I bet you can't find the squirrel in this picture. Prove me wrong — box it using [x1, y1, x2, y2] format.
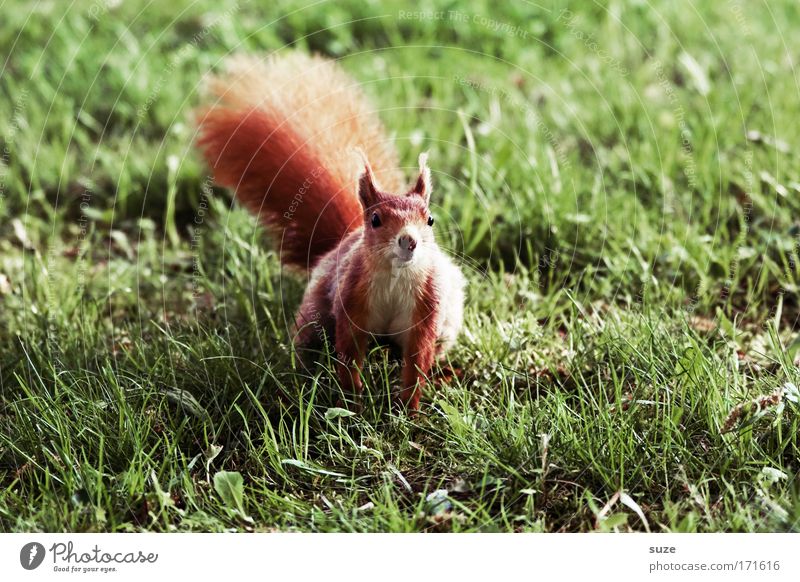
[195, 52, 466, 411]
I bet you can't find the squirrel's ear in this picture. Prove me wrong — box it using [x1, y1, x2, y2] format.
[410, 152, 431, 204]
[357, 154, 380, 209]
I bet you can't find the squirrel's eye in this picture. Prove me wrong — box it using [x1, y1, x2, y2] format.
[427, 216, 434, 227]
[371, 213, 381, 228]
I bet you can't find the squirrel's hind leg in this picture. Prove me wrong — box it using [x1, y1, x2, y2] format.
[292, 281, 335, 362]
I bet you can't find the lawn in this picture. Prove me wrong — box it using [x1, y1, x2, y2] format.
[1, 0, 799, 532]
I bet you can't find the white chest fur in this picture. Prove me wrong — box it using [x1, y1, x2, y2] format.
[365, 261, 427, 339]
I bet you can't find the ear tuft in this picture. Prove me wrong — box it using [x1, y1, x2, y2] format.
[410, 151, 431, 203]
[355, 148, 380, 209]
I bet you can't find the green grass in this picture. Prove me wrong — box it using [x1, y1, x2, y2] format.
[1, 0, 800, 532]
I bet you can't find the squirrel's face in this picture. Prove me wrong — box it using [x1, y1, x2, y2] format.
[365, 197, 434, 266]
[357, 153, 434, 268]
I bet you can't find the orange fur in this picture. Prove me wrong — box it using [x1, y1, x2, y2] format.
[196, 53, 402, 268]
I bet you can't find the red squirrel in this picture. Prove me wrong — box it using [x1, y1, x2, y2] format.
[196, 52, 466, 411]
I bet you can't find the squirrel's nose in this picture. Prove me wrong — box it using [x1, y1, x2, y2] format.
[398, 235, 417, 252]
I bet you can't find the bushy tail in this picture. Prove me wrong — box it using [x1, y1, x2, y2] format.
[196, 52, 403, 269]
